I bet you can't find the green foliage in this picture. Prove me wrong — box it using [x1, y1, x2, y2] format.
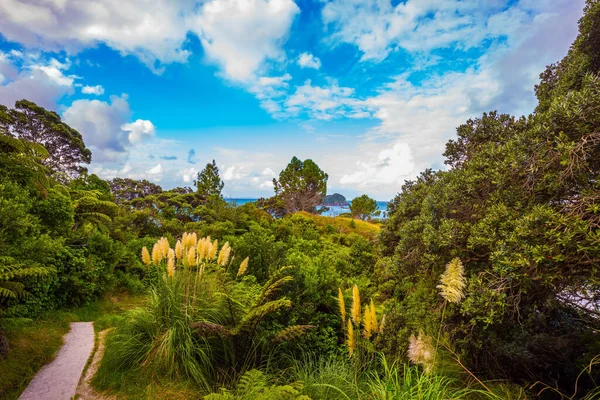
[98, 236, 303, 392]
[349, 195, 380, 221]
[272, 157, 328, 214]
[195, 160, 224, 197]
[0, 100, 91, 180]
[378, 4, 600, 394]
[205, 369, 309, 400]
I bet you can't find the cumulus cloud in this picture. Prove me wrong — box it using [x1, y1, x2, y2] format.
[320, 0, 579, 63]
[0, 0, 299, 78]
[190, 0, 299, 82]
[0, 53, 75, 109]
[297, 52, 321, 69]
[62, 94, 155, 163]
[180, 167, 198, 183]
[81, 84, 104, 95]
[0, 0, 192, 72]
[121, 119, 155, 144]
[340, 143, 415, 187]
[283, 79, 371, 120]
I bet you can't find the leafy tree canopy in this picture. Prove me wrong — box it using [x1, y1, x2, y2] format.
[108, 178, 162, 204]
[195, 160, 224, 197]
[349, 195, 380, 220]
[273, 157, 328, 214]
[0, 100, 91, 180]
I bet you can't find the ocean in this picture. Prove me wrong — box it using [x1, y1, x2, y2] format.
[225, 198, 389, 218]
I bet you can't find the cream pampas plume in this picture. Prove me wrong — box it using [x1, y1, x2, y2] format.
[217, 242, 231, 266]
[437, 258, 466, 303]
[152, 243, 162, 265]
[159, 237, 169, 258]
[141, 247, 151, 266]
[379, 314, 386, 333]
[175, 240, 183, 260]
[408, 332, 435, 373]
[237, 257, 249, 277]
[347, 319, 355, 357]
[338, 288, 346, 326]
[187, 247, 196, 267]
[369, 299, 378, 336]
[351, 285, 361, 325]
[197, 238, 206, 261]
[167, 248, 175, 277]
[363, 304, 373, 339]
[190, 232, 197, 250]
[209, 239, 218, 259]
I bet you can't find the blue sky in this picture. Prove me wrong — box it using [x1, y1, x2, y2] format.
[0, 0, 585, 200]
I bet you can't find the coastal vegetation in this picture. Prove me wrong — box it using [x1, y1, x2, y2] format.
[0, 1, 599, 399]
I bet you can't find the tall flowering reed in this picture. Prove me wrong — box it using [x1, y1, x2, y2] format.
[437, 258, 466, 303]
[338, 285, 383, 357]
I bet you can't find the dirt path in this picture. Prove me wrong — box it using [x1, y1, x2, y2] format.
[76, 329, 115, 400]
[19, 322, 95, 400]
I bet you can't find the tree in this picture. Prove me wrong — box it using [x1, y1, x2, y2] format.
[0, 100, 92, 180]
[378, 2, 600, 392]
[272, 157, 328, 214]
[349, 194, 379, 220]
[108, 178, 163, 204]
[195, 160, 224, 197]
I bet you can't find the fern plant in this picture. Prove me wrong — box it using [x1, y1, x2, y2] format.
[204, 369, 310, 400]
[0, 256, 51, 300]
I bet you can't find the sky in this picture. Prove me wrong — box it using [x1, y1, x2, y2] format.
[0, 0, 586, 200]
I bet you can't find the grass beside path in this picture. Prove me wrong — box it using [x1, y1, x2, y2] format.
[0, 293, 146, 400]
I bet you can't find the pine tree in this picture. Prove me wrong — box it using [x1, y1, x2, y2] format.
[194, 160, 224, 197]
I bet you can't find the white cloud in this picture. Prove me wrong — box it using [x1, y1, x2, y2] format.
[0, 53, 75, 109]
[147, 164, 163, 175]
[180, 167, 198, 183]
[262, 167, 275, 176]
[297, 52, 321, 69]
[121, 119, 155, 144]
[320, 0, 574, 62]
[0, 0, 192, 72]
[62, 95, 156, 164]
[340, 143, 415, 187]
[190, 0, 299, 82]
[0, 0, 299, 77]
[223, 165, 244, 181]
[81, 84, 104, 95]
[283, 79, 371, 120]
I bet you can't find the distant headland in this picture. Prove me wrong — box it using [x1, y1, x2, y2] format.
[322, 193, 348, 206]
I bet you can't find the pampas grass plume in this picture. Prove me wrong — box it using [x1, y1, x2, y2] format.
[167, 248, 175, 277]
[338, 288, 346, 326]
[175, 240, 183, 260]
[209, 239, 218, 259]
[437, 258, 467, 303]
[187, 247, 196, 267]
[347, 319, 355, 357]
[141, 247, 151, 266]
[152, 243, 162, 265]
[408, 332, 435, 373]
[237, 256, 249, 277]
[217, 242, 231, 266]
[352, 284, 361, 325]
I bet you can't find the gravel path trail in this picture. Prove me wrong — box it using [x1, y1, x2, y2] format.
[19, 322, 95, 400]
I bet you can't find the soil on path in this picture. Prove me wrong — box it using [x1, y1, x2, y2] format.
[19, 322, 94, 400]
[76, 329, 115, 400]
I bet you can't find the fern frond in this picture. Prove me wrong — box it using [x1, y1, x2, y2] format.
[235, 299, 292, 333]
[271, 325, 316, 344]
